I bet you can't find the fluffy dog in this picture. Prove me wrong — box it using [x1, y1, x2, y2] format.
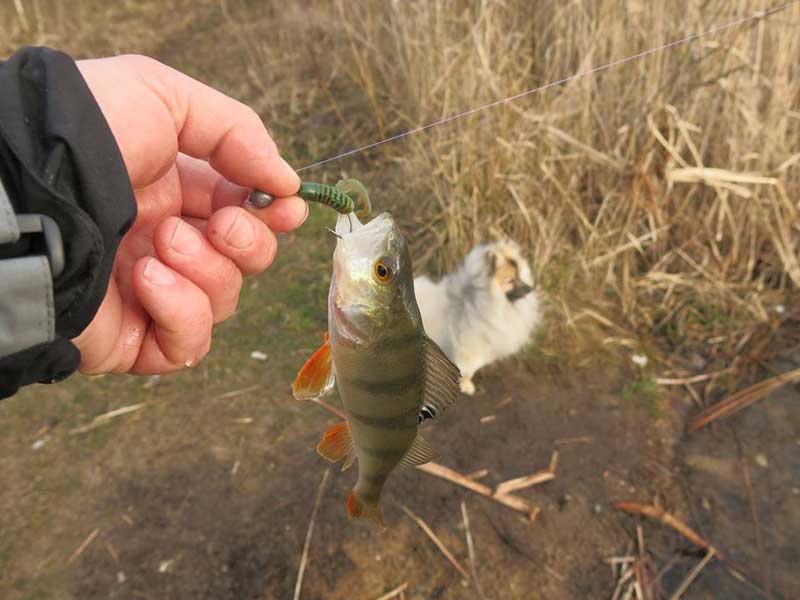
[414, 240, 541, 395]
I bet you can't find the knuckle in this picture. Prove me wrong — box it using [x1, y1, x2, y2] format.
[240, 105, 262, 129]
[213, 266, 242, 322]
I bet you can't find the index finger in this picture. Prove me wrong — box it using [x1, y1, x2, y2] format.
[151, 60, 300, 196]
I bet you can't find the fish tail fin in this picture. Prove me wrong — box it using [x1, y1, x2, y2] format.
[347, 490, 385, 529]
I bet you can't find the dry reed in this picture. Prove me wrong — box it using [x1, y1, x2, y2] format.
[270, 0, 800, 364]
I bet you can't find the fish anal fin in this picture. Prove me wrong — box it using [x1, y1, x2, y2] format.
[316, 421, 354, 464]
[292, 333, 335, 400]
[347, 490, 386, 528]
[420, 335, 461, 423]
[398, 434, 437, 469]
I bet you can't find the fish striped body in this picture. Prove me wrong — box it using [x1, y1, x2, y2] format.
[293, 203, 460, 528]
[330, 299, 424, 512]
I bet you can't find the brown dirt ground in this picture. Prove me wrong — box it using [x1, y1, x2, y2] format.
[4, 339, 799, 599]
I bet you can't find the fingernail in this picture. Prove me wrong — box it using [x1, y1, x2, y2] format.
[225, 212, 255, 249]
[280, 156, 299, 177]
[170, 220, 202, 255]
[143, 258, 175, 286]
[279, 156, 300, 183]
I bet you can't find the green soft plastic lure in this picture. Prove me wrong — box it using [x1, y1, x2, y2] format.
[248, 179, 371, 218]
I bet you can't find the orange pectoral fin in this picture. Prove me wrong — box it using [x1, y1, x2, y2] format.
[316, 421, 353, 463]
[292, 333, 335, 400]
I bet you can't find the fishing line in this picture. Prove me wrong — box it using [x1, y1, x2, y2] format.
[296, 2, 798, 173]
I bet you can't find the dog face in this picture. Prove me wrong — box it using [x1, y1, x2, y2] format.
[486, 242, 534, 302]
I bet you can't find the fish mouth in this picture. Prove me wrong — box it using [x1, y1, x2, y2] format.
[332, 300, 370, 342]
[335, 212, 364, 236]
[335, 211, 394, 237]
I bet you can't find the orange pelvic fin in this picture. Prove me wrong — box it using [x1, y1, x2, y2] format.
[316, 421, 354, 465]
[292, 332, 335, 400]
[347, 490, 386, 528]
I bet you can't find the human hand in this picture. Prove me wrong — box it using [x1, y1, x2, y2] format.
[71, 55, 306, 374]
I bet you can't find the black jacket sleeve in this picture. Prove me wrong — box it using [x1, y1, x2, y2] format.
[0, 47, 137, 399]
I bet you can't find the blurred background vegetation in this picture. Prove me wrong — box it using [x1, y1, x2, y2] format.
[4, 0, 797, 370]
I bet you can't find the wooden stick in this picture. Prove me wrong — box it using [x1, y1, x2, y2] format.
[494, 450, 559, 495]
[654, 368, 731, 386]
[374, 583, 408, 600]
[416, 462, 494, 495]
[461, 502, 487, 600]
[306, 400, 541, 520]
[688, 368, 800, 433]
[611, 563, 635, 600]
[13, 0, 29, 32]
[402, 506, 470, 581]
[548, 450, 560, 474]
[495, 397, 513, 409]
[67, 528, 100, 565]
[479, 415, 497, 424]
[415, 462, 538, 519]
[635, 524, 650, 600]
[465, 469, 489, 481]
[69, 404, 146, 435]
[612, 502, 771, 596]
[668, 548, 716, 600]
[211, 385, 260, 401]
[293, 469, 330, 600]
[495, 471, 555, 495]
[613, 502, 714, 553]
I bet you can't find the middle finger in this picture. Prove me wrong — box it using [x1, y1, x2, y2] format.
[153, 216, 243, 323]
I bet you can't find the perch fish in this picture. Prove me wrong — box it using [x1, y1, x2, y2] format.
[293, 183, 460, 527]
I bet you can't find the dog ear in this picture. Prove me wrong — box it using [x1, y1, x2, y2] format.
[485, 249, 498, 275]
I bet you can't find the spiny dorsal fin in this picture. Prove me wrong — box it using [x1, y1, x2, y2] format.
[417, 404, 439, 424]
[418, 334, 460, 424]
[293, 333, 336, 400]
[398, 434, 438, 469]
[316, 421, 355, 470]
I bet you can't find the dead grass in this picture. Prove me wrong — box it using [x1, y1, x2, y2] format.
[244, 0, 800, 366]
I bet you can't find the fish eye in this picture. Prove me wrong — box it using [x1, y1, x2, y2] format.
[373, 259, 395, 284]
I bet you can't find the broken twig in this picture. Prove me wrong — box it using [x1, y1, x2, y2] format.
[402, 506, 469, 581]
[67, 528, 100, 565]
[465, 469, 489, 481]
[667, 548, 716, 600]
[211, 384, 260, 401]
[613, 502, 714, 553]
[494, 450, 558, 495]
[70, 404, 146, 435]
[293, 469, 330, 600]
[374, 583, 409, 600]
[495, 471, 554, 495]
[461, 502, 487, 600]
[415, 462, 539, 521]
[613, 502, 769, 596]
[688, 368, 800, 433]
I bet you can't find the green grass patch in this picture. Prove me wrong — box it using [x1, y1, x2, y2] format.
[623, 377, 662, 415]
